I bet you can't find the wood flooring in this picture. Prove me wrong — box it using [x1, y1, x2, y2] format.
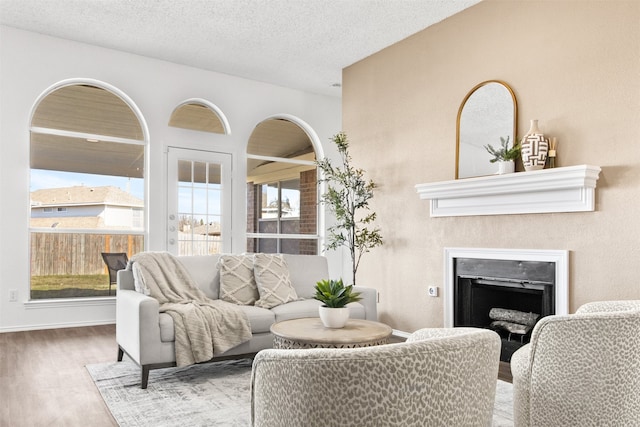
[0, 325, 513, 426]
[0, 325, 118, 427]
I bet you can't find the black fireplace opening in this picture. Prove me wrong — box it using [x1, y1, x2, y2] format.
[453, 258, 555, 362]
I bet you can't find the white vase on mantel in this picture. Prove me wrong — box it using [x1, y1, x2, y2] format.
[521, 119, 550, 171]
[319, 305, 350, 328]
[496, 160, 515, 175]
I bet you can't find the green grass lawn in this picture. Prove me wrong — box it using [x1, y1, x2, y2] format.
[30, 274, 115, 299]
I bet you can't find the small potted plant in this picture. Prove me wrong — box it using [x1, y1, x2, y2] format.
[313, 278, 362, 328]
[483, 136, 520, 174]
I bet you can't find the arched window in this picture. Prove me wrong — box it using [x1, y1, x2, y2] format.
[246, 117, 320, 254]
[30, 81, 146, 299]
[169, 100, 229, 134]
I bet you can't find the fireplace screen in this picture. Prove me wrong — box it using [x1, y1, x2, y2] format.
[453, 258, 555, 362]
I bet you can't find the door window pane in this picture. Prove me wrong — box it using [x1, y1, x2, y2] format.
[176, 159, 224, 256]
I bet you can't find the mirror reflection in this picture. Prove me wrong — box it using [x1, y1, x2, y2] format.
[456, 81, 517, 179]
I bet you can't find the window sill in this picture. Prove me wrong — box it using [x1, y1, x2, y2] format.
[24, 296, 116, 309]
[415, 165, 601, 217]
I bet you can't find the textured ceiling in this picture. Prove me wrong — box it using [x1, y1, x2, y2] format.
[0, 0, 481, 97]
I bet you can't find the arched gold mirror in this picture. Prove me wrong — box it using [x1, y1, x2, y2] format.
[456, 80, 517, 179]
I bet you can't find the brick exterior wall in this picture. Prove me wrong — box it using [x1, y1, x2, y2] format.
[246, 181, 257, 253]
[298, 169, 318, 255]
[245, 169, 317, 255]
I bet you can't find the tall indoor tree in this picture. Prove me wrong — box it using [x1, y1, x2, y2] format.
[316, 132, 383, 286]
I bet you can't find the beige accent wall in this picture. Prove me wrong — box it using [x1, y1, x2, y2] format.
[342, 0, 640, 332]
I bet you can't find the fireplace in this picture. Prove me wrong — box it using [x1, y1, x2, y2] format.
[444, 248, 568, 362]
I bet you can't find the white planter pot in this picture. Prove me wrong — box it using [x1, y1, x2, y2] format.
[318, 306, 350, 328]
[496, 160, 515, 175]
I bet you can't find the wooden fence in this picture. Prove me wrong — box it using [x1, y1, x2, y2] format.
[30, 232, 144, 276]
[177, 232, 222, 256]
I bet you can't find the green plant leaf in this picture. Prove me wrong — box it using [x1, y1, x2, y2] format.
[316, 132, 384, 287]
[313, 278, 362, 308]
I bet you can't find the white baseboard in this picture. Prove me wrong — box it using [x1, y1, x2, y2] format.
[0, 319, 115, 333]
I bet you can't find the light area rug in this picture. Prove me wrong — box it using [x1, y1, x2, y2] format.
[87, 358, 514, 426]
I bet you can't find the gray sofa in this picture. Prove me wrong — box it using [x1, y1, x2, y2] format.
[116, 253, 378, 388]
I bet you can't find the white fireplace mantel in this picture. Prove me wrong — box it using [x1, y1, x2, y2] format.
[415, 165, 601, 217]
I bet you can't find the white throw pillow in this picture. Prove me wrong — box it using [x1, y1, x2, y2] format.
[218, 254, 259, 305]
[131, 263, 150, 295]
[253, 254, 299, 309]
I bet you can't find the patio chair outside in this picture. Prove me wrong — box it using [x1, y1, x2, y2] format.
[101, 252, 128, 295]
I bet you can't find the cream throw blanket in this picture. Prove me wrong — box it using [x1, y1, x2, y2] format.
[128, 252, 252, 367]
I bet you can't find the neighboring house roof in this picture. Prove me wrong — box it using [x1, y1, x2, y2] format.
[191, 222, 221, 236]
[30, 185, 143, 208]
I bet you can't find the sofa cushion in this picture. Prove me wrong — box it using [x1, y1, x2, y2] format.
[283, 254, 330, 299]
[270, 299, 323, 322]
[238, 305, 276, 334]
[254, 254, 299, 309]
[176, 255, 221, 299]
[158, 312, 174, 342]
[158, 305, 275, 341]
[271, 299, 367, 323]
[218, 254, 259, 305]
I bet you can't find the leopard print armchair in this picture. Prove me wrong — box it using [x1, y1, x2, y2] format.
[250, 327, 501, 427]
[511, 300, 640, 427]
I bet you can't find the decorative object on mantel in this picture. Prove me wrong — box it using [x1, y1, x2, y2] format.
[483, 135, 520, 175]
[313, 278, 362, 328]
[456, 80, 517, 179]
[415, 164, 601, 217]
[316, 132, 383, 287]
[520, 119, 549, 171]
[547, 137, 558, 168]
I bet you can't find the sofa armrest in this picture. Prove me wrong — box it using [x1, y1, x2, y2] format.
[352, 285, 377, 321]
[510, 343, 532, 427]
[116, 289, 166, 365]
[117, 268, 136, 291]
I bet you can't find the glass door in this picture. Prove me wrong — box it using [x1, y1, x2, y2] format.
[167, 147, 232, 255]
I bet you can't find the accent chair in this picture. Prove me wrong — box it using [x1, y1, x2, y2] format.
[511, 300, 640, 427]
[250, 327, 501, 427]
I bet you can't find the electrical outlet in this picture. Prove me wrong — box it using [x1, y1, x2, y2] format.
[9, 289, 18, 302]
[428, 286, 439, 297]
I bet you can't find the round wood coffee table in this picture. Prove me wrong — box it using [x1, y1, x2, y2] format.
[270, 317, 393, 349]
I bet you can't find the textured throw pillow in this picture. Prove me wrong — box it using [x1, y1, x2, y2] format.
[218, 254, 259, 305]
[253, 253, 299, 309]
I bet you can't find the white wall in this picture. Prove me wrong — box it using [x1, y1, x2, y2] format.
[103, 206, 142, 229]
[0, 26, 342, 331]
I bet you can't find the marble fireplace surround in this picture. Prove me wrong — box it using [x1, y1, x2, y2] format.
[444, 247, 569, 328]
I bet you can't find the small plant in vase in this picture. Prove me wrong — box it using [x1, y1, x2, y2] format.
[483, 136, 520, 174]
[313, 279, 361, 328]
